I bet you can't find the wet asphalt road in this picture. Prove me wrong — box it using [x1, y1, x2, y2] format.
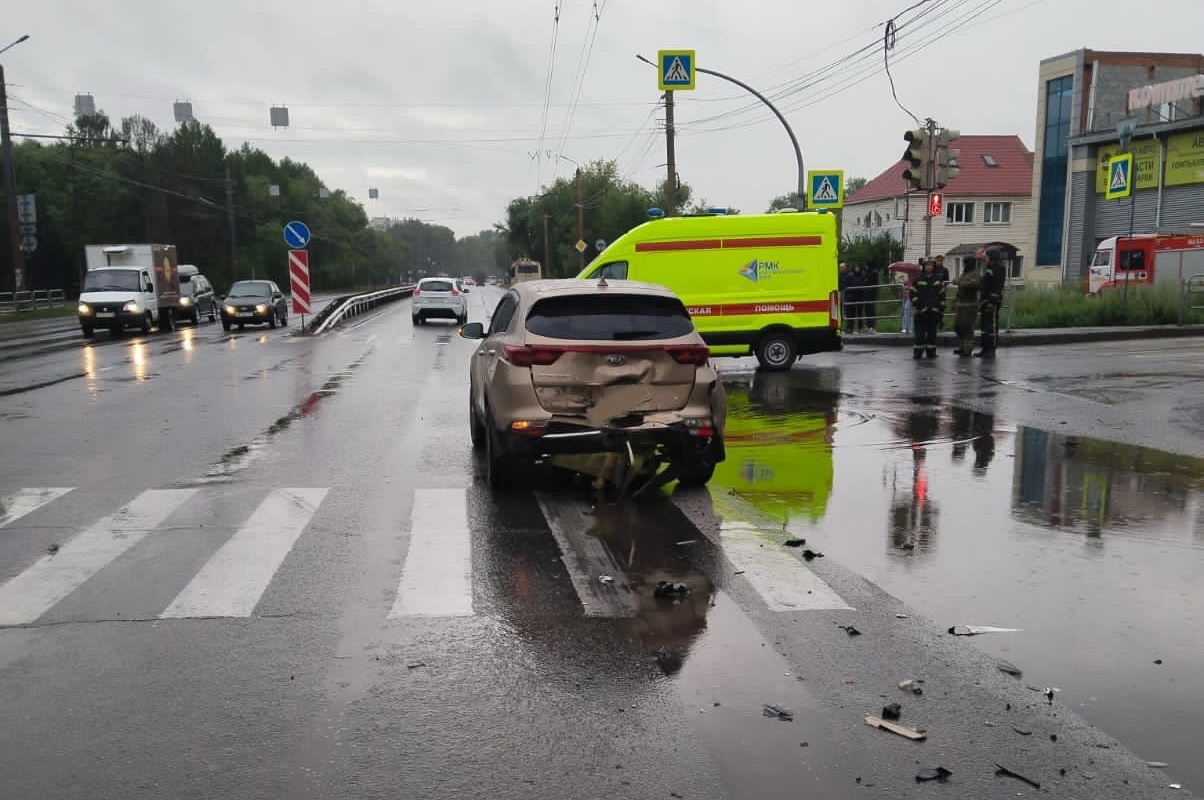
[0, 287, 1200, 798]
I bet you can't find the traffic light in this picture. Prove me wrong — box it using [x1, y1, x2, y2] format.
[902, 128, 929, 191]
[935, 128, 961, 188]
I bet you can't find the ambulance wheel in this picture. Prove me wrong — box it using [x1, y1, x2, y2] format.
[754, 331, 797, 371]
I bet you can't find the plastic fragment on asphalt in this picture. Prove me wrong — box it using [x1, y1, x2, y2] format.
[895, 613, 908, 619]
[653, 581, 689, 598]
[598, 575, 614, 584]
[881, 702, 902, 720]
[1170, 783, 1182, 789]
[997, 659, 1023, 676]
[865, 715, 926, 741]
[948, 624, 1023, 636]
[1012, 725, 1032, 736]
[763, 704, 794, 721]
[898, 679, 924, 695]
[783, 538, 806, 547]
[1147, 761, 1169, 768]
[837, 624, 862, 636]
[802, 549, 823, 561]
[994, 764, 1041, 789]
[915, 766, 952, 783]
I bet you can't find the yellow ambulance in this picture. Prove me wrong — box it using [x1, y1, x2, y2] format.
[577, 210, 841, 370]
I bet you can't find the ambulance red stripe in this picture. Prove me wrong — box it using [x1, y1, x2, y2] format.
[684, 299, 829, 316]
[634, 235, 823, 253]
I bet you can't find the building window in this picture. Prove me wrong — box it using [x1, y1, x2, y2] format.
[984, 202, 1012, 223]
[1037, 74, 1073, 265]
[946, 202, 974, 224]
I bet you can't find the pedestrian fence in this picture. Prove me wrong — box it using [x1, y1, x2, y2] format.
[840, 281, 1016, 334]
[0, 289, 68, 313]
[307, 284, 417, 335]
[1181, 274, 1204, 325]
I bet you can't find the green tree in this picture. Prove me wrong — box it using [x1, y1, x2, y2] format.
[839, 231, 903, 272]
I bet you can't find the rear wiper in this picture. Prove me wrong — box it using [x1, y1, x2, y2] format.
[612, 330, 662, 340]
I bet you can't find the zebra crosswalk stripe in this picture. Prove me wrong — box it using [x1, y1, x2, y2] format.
[160, 488, 329, 619]
[0, 488, 74, 529]
[389, 488, 473, 617]
[0, 489, 198, 626]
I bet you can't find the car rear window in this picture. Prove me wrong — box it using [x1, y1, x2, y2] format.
[525, 294, 694, 341]
[422, 280, 454, 292]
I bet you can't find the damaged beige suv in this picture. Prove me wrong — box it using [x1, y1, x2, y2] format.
[459, 278, 726, 492]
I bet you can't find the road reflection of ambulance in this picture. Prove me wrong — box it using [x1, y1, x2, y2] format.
[578, 210, 841, 371]
[712, 373, 835, 524]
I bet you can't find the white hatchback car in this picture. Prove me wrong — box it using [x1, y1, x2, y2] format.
[412, 277, 468, 325]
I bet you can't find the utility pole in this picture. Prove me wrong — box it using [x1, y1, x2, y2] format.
[542, 212, 550, 277]
[923, 117, 938, 258]
[576, 167, 585, 273]
[225, 167, 240, 279]
[0, 64, 26, 293]
[664, 90, 676, 216]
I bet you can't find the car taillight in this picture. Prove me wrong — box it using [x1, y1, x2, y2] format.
[666, 345, 710, 365]
[413, 288, 421, 296]
[451, 288, 461, 296]
[503, 345, 563, 366]
[683, 418, 715, 437]
[829, 290, 840, 329]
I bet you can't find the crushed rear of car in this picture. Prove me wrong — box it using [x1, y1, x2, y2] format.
[461, 278, 726, 493]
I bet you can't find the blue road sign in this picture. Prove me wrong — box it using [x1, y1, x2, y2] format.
[283, 220, 312, 248]
[807, 170, 845, 209]
[658, 50, 696, 91]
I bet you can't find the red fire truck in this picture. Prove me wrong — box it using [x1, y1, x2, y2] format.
[1087, 233, 1204, 294]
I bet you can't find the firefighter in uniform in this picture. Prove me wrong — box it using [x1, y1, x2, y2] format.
[909, 258, 945, 359]
[953, 255, 981, 356]
[976, 247, 1005, 358]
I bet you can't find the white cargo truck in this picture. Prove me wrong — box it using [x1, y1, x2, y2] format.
[77, 244, 182, 337]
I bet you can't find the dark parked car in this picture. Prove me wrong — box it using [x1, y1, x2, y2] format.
[221, 280, 289, 331]
[178, 265, 218, 324]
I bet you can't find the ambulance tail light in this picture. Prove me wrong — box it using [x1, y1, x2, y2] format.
[829, 290, 840, 329]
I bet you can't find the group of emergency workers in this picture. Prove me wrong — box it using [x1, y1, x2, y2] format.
[908, 247, 1005, 359]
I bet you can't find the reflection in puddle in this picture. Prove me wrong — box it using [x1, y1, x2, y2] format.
[131, 342, 148, 381]
[715, 372, 837, 525]
[181, 327, 195, 361]
[584, 501, 716, 676]
[1012, 428, 1204, 537]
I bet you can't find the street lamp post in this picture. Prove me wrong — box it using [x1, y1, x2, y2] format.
[557, 155, 585, 275]
[1, 34, 30, 293]
[637, 54, 805, 209]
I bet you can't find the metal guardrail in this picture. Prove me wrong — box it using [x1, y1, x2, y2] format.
[841, 280, 1016, 333]
[0, 289, 68, 313]
[308, 285, 416, 335]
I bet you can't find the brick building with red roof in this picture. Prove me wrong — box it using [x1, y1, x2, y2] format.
[842, 135, 1035, 280]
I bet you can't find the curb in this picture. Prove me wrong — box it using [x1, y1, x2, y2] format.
[844, 324, 1204, 348]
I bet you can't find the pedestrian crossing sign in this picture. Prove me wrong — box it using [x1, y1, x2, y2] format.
[807, 170, 845, 209]
[658, 50, 696, 91]
[1106, 153, 1133, 200]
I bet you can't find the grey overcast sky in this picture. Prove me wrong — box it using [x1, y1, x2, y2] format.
[5, 0, 1202, 238]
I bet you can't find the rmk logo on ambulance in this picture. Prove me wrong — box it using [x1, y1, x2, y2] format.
[739, 258, 804, 282]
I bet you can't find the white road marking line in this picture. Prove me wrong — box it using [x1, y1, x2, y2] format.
[389, 488, 473, 617]
[679, 492, 853, 612]
[160, 488, 328, 619]
[0, 489, 198, 626]
[536, 495, 638, 618]
[0, 488, 74, 529]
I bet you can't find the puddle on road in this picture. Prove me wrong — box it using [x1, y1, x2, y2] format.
[200, 351, 374, 482]
[707, 369, 1204, 788]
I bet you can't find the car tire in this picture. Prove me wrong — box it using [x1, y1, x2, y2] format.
[754, 330, 797, 371]
[469, 397, 485, 450]
[484, 410, 516, 489]
[192, 310, 200, 325]
[208, 305, 217, 322]
[412, 314, 422, 326]
[140, 313, 152, 334]
[222, 320, 231, 331]
[269, 310, 278, 329]
[81, 326, 94, 339]
[281, 310, 288, 326]
[238, 324, 245, 331]
[676, 461, 716, 488]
